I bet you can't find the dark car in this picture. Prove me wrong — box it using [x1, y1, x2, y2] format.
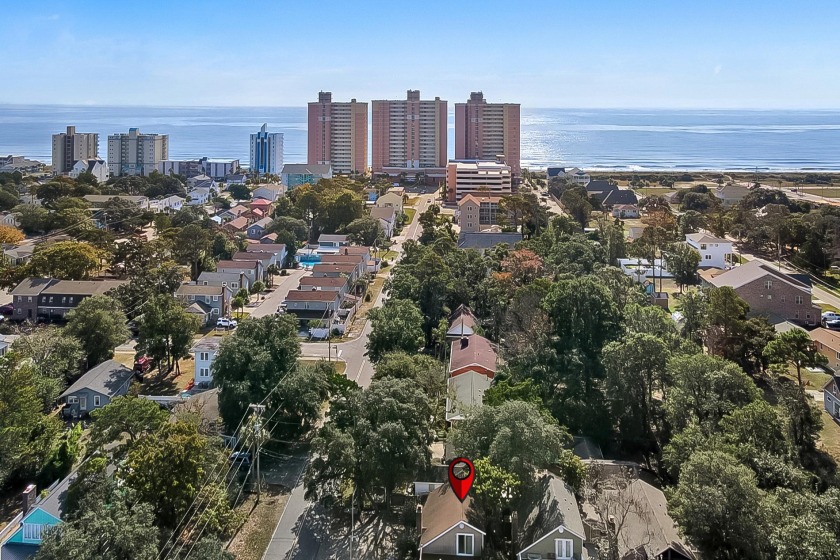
[824, 318, 840, 330]
[0, 303, 13, 315]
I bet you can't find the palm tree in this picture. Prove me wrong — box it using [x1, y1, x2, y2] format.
[266, 264, 280, 287]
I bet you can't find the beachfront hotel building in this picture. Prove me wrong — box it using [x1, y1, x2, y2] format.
[107, 128, 169, 177]
[455, 92, 521, 176]
[51, 126, 99, 175]
[371, 90, 447, 182]
[250, 123, 284, 175]
[445, 158, 513, 203]
[307, 92, 367, 175]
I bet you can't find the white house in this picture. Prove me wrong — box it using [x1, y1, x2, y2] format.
[685, 232, 733, 269]
[187, 174, 217, 190]
[370, 206, 397, 238]
[375, 190, 404, 216]
[186, 187, 212, 206]
[252, 184, 284, 202]
[0, 212, 20, 228]
[191, 336, 222, 387]
[150, 195, 185, 214]
[69, 159, 109, 183]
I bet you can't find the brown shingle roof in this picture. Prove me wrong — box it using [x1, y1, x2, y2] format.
[311, 263, 357, 274]
[449, 334, 497, 375]
[176, 284, 228, 296]
[419, 484, 480, 547]
[319, 255, 364, 265]
[42, 279, 126, 296]
[285, 290, 340, 302]
[810, 327, 840, 352]
[225, 216, 249, 230]
[216, 260, 258, 270]
[299, 276, 349, 288]
[232, 252, 270, 263]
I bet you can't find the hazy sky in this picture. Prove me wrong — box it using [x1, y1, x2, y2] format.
[3, 0, 840, 108]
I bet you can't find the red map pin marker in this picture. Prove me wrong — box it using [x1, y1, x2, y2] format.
[448, 457, 475, 502]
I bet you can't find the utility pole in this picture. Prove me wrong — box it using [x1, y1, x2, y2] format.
[247, 404, 267, 502]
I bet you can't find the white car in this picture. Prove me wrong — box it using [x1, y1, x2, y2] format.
[216, 317, 238, 329]
[822, 311, 840, 322]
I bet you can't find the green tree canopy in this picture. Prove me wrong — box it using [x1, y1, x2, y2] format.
[764, 328, 827, 387]
[366, 299, 425, 361]
[137, 294, 199, 374]
[65, 295, 130, 366]
[28, 241, 102, 280]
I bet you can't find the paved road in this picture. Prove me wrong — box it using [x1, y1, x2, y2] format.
[739, 181, 840, 208]
[260, 192, 435, 560]
[251, 269, 309, 318]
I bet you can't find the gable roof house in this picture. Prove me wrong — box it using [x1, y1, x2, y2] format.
[418, 484, 485, 559]
[446, 334, 497, 423]
[252, 184, 284, 202]
[186, 186, 212, 206]
[249, 197, 273, 212]
[714, 183, 751, 207]
[516, 474, 590, 560]
[298, 276, 350, 294]
[824, 371, 840, 421]
[231, 252, 269, 280]
[0, 473, 75, 558]
[585, 180, 618, 204]
[197, 271, 249, 292]
[216, 260, 260, 283]
[176, 284, 232, 325]
[447, 305, 478, 339]
[318, 234, 350, 249]
[601, 188, 639, 209]
[282, 289, 343, 322]
[222, 216, 249, 233]
[685, 232, 733, 269]
[311, 263, 360, 282]
[247, 217, 273, 240]
[191, 336, 222, 388]
[457, 232, 522, 253]
[69, 158, 108, 183]
[246, 243, 288, 268]
[218, 204, 250, 222]
[701, 259, 821, 326]
[60, 360, 135, 419]
[370, 205, 397, 238]
[582, 471, 695, 560]
[808, 329, 840, 423]
[281, 163, 333, 189]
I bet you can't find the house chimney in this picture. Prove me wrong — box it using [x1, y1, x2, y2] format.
[416, 504, 424, 531]
[21, 484, 36, 515]
[460, 336, 469, 349]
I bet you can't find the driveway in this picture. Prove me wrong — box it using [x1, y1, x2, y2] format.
[251, 269, 309, 318]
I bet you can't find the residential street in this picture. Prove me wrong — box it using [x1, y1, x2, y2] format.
[251, 268, 309, 318]
[261, 191, 434, 560]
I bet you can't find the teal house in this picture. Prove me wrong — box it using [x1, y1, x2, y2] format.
[0, 474, 74, 559]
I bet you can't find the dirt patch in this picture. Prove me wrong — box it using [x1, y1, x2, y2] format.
[225, 485, 290, 560]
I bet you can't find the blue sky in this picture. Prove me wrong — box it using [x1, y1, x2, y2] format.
[3, 0, 839, 108]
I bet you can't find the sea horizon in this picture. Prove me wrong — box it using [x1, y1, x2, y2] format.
[3, 104, 840, 173]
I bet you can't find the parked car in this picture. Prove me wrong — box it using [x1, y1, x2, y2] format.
[216, 317, 238, 329]
[822, 311, 840, 322]
[824, 317, 840, 330]
[0, 303, 13, 315]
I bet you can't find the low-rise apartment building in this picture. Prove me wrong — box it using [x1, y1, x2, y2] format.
[445, 159, 512, 203]
[10, 278, 126, 321]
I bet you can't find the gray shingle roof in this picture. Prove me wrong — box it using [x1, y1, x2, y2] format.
[282, 164, 331, 175]
[10, 277, 56, 296]
[60, 359, 134, 399]
[457, 232, 522, 250]
[519, 474, 586, 550]
[601, 189, 638, 207]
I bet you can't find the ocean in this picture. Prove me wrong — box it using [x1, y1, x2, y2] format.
[2, 105, 840, 172]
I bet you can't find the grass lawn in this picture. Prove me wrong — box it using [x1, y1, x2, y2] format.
[405, 196, 420, 206]
[379, 250, 399, 262]
[299, 358, 347, 375]
[403, 207, 416, 224]
[818, 410, 840, 462]
[225, 486, 290, 560]
[797, 187, 840, 198]
[633, 187, 677, 196]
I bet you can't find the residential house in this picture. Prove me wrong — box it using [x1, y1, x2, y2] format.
[714, 183, 751, 207]
[231, 252, 269, 280]
[197, 271, 250, 292]
[824, 373, 840, 420]
[225, 173, 248, 185]
[249, 198, 273, 214]
[150, 195, 185, 214]
[369, 206, 397, 238]
[458, 194, 504, 233]
[186, 174, 217, 191]
[3, 244, 34, 266]
[298, 276, 350, 295]
[457, 232, 522, 253]
[218, 204, 250, 222]
[611, 204, 640, 219]
[810, 328, 840, 372]
[68, 158, 108, 183]
[186, 187, 212, 206]
[223, 216, 249, 233]
[319, 254, 366, 281]
[375, 190, 404, 215]
[548, 167, 590, 187]
[60, 360, 135, 418]
[311, 263, 359, 283]
[0, 475, 73, 558]
[82, 194, 150, 210]
[417, 484, 485, 559]
[191, 336, 222, 387]
[600, 188, 638, 209]
[584, 181, 618, 204]
[11, 278, 125, 322]
[685, 232, 733, 269]
[247, 217, 273, 240]
[281, 163, 333, 189]
[516, 474, 589, 560]
[0, 212, 20, 228]
[246, 243, 287, 268]
[446, 334, 497, 422]
[447, 305, 478, 339]
[216, 260, 260, 285]
[318, 234, 350, 249]
[259, 233, 278, 243]
[176, 284, 232, 324]
[0, 334, 18, 358]
[701, 259, 822, 325]
[283, 290, 342, 322]
[581, 467, 695, 560]
[252, 184, 284, 202]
